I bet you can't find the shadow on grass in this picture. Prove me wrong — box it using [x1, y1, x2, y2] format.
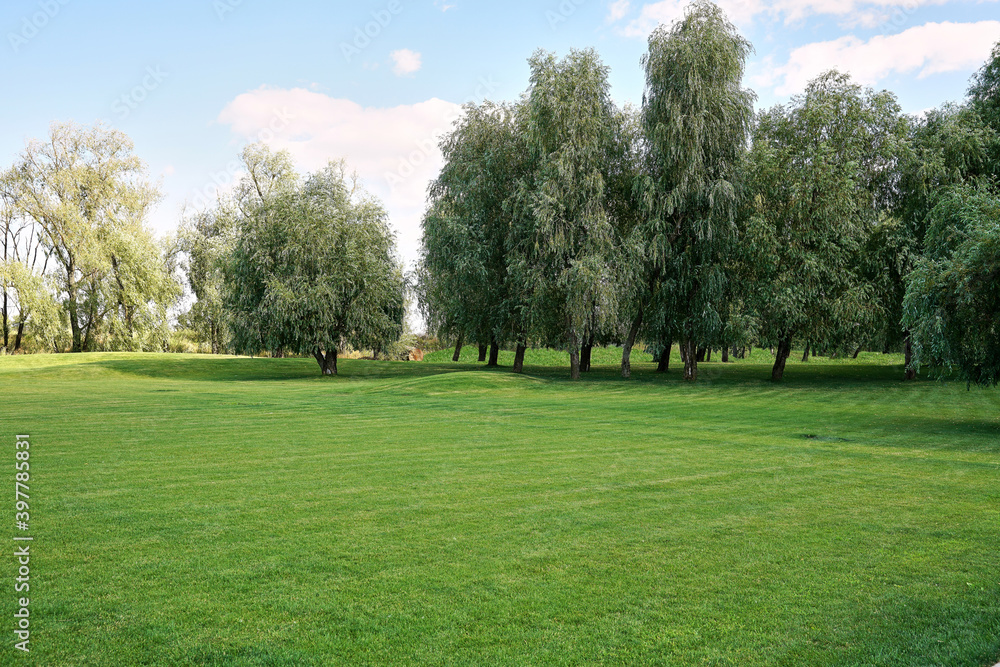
[80, 353, 966, 394]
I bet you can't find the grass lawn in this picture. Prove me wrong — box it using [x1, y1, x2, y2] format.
[2, 351, 999, 665]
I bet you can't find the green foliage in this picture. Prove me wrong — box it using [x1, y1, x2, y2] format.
[521, 48, 621, 376]
[420, 103, 529, 351]
[638, 0, 756, 379]
[870, 105, 999, 356]
[4, 122, 177, 352]
[178, 209, 234, 354]
[745, 71, 909, 377]
[224, 157, 405, 374]
[904, 184, 1000, 385]
[968, 40, 1000, 146]
[0, 260, 68, 352]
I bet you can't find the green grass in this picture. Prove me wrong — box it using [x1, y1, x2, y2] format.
[2, 352, 999, 665]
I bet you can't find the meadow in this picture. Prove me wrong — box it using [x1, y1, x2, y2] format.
[2, 350, 998, 666]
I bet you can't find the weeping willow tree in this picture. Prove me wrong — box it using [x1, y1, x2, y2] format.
[421, 102, 529, 368]
[637, 0, 755, 381]
[224, 158, 405, 375]
[903, 184, 1000, 386]
[521, 48, 621, 380]
[746, 72, 909, 380]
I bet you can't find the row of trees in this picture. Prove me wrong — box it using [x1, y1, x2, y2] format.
[418, 0, 1000, 385]
[0, 126, 408, 375]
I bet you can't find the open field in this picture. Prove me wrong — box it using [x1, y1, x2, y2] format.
[2, 352, 999, 665]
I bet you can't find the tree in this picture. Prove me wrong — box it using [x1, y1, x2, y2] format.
[224, 159, 405, 375]
[177, 209, 232, 354]
[969, 40, 1000, 147]
[637, 0, 756, 381]
[5, 122, 176, 352]
[745, 72, 908, 380]
[903, 184, 1000, 386]
[0, 260, 66, 352]
[880, 105, 996, 378]
[521, 48, 621, 380]
[421, 102, 530, 368]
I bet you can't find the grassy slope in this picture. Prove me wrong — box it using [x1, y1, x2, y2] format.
[2, 352, 998, 666]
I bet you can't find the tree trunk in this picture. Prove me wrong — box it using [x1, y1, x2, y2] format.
[2, 290, 8, 350]
[567, 318, 582, 381]
[569, 344, 581, 381]
[513, 343, 527, 374]
[705, 348, 712, 363]
[487, 340, 500, 367]
[657, 342, 672, 373]
[14, 320, 26, 352]
[852, 346, 862, 359]
[904, 333, 916, 381]
[67, 277, 82, 353]
[682, 339, 698, 381]
[772, 337, 793, 381]
[696, 347, 707, 363]
[477, 344, 488, 363]
[313, 349, 338, 376]
[722, 347, 729, 363]
[621, 308, 644, 379]
[580, 335, 594, 373]
[452, 332, 464, 362]
[802, 344, 810, 363]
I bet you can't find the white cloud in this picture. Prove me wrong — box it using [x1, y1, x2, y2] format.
[756, 20, 1000, 95]
[606, 0, 632, 23]
[435, 0, 456, 11]
[615, 0, 997, 37]
[390, 49, 423, 77]
[217, 87, 463, 268]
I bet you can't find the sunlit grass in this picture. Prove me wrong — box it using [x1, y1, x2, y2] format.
[2, 352, 998, 665]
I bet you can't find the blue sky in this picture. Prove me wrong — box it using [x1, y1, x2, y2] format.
[2, 0, 999, 269]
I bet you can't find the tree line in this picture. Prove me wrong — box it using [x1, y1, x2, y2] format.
[417, 0, 1000, 385]
[0, 131, 407, 375]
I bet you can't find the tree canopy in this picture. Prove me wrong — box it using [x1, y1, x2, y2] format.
[224, 154, 405, 375]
